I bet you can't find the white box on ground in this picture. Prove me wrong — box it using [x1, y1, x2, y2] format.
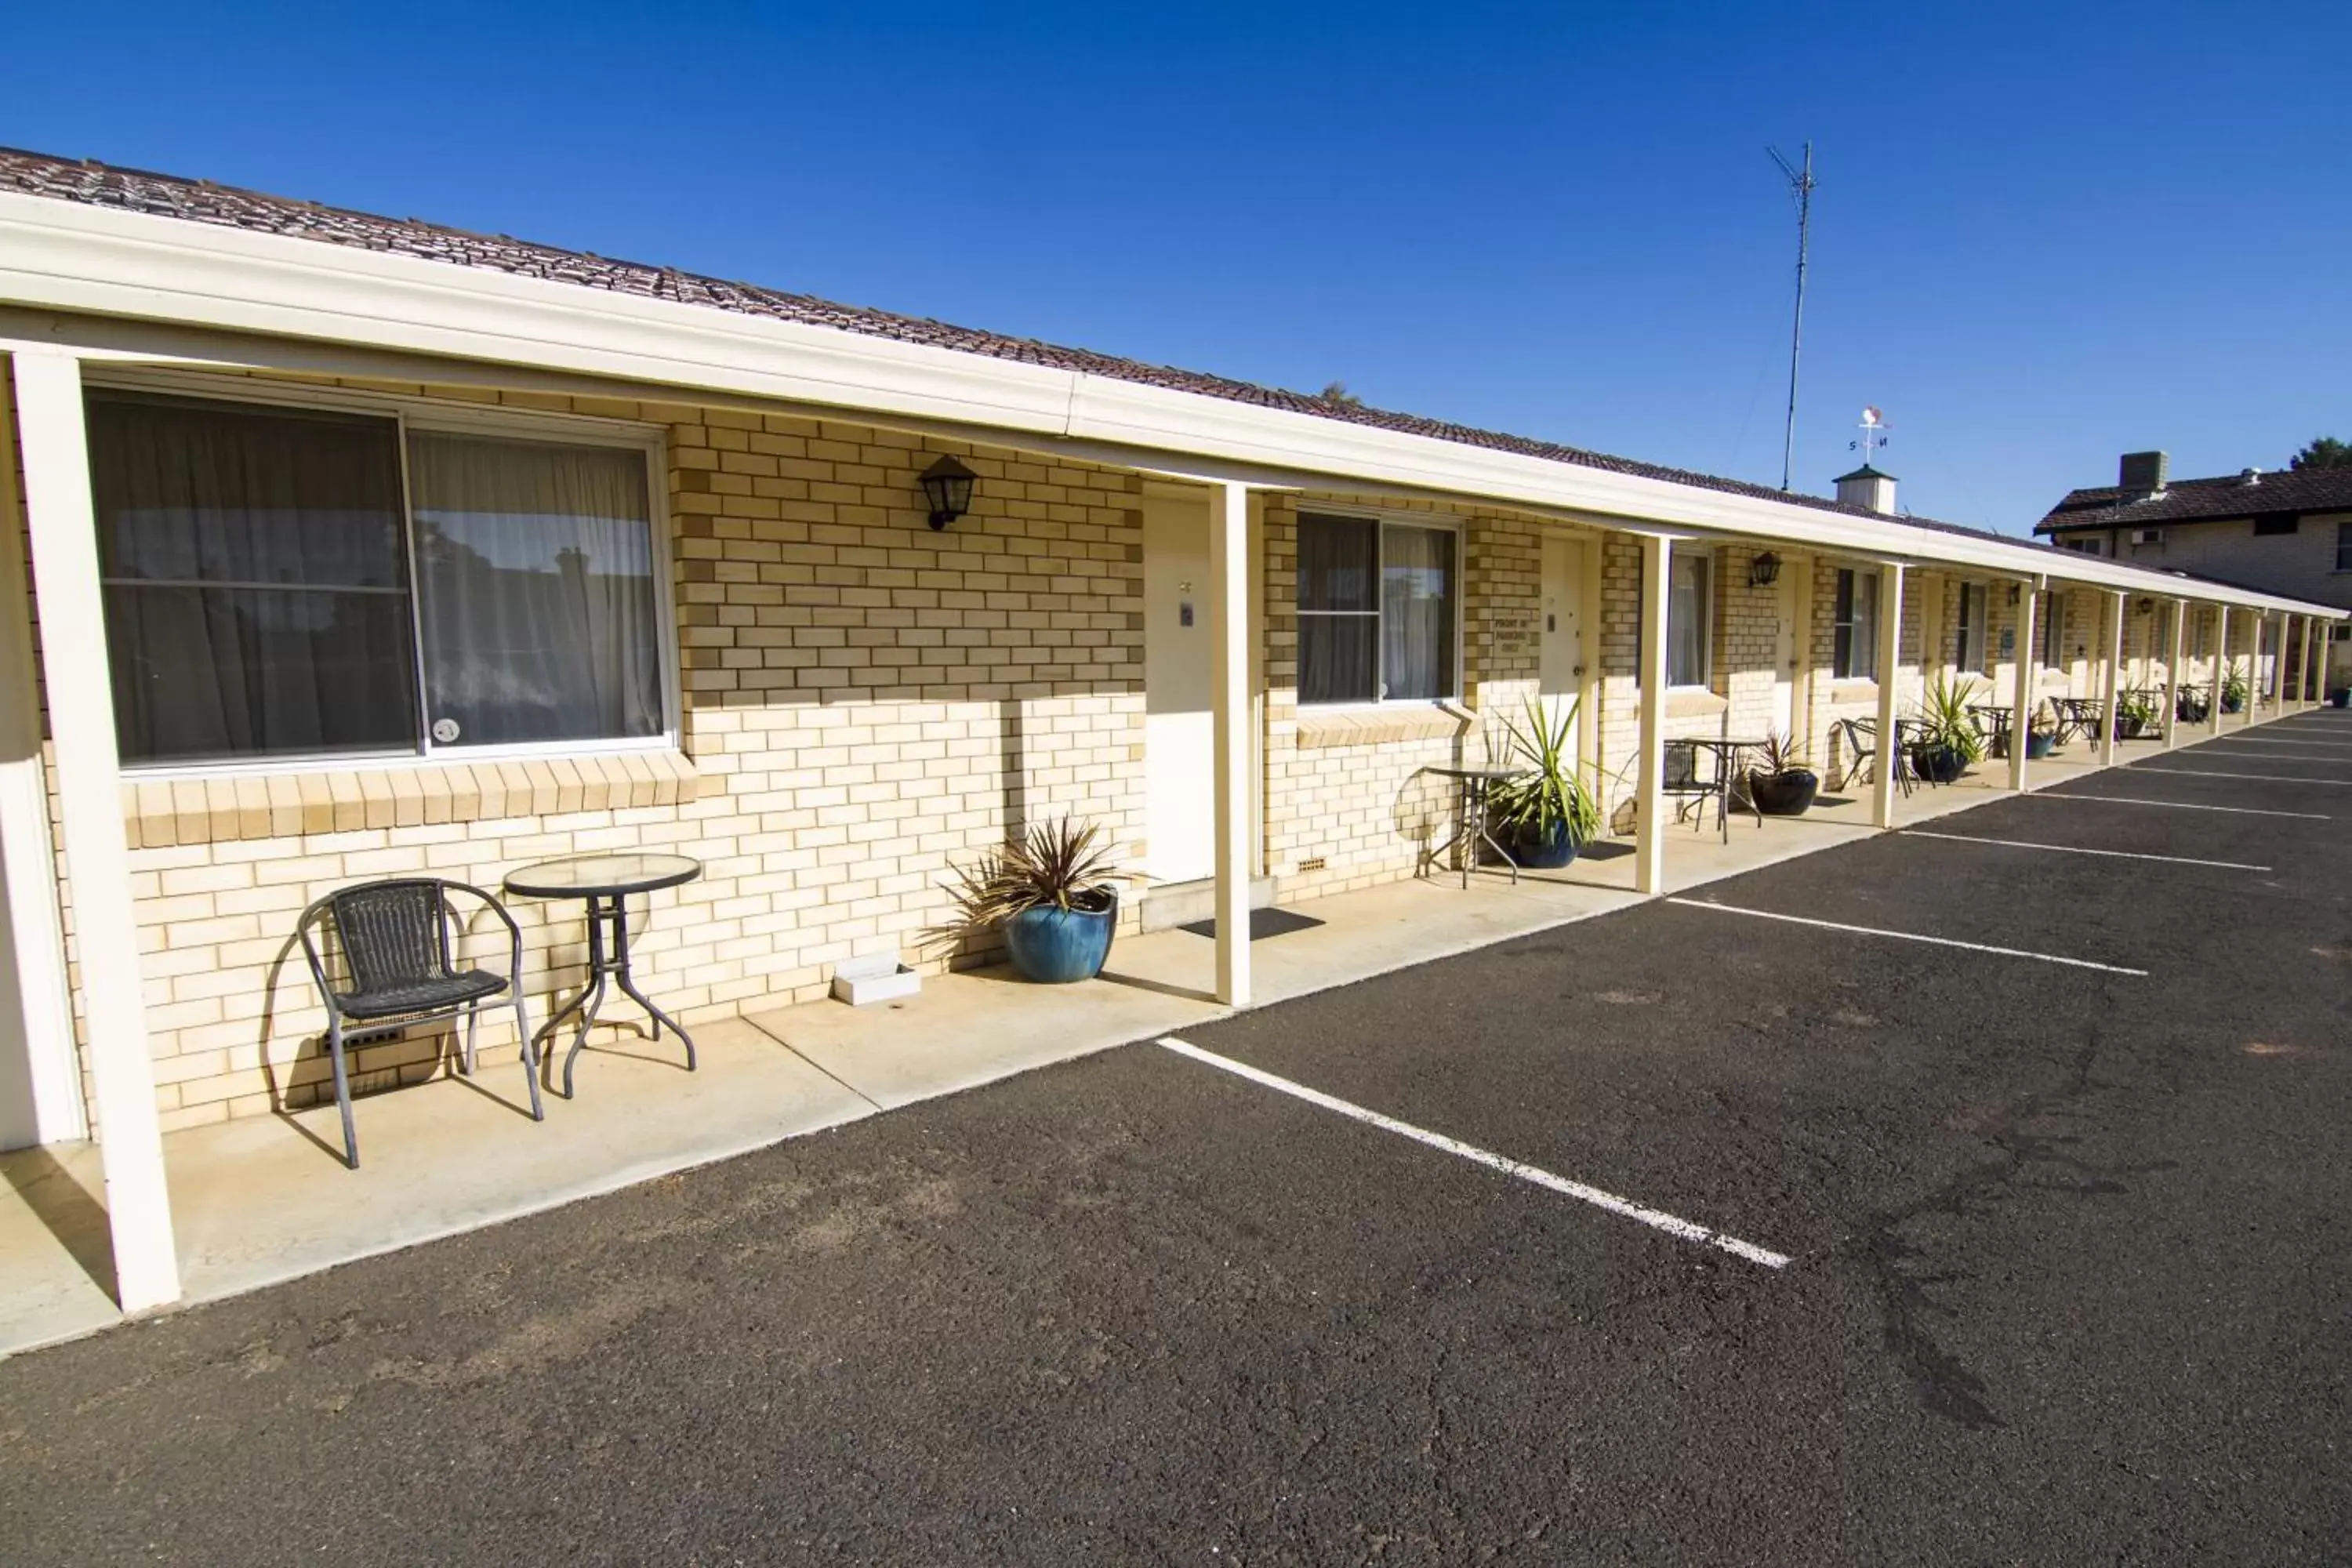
[831, 954, 920, 1007]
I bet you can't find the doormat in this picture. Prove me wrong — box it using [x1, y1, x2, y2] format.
[1178, 907, 1327, 942]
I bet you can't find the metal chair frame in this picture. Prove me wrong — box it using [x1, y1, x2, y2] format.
[296, 878, 543, 1169]
[1830, 716, 1914, 797]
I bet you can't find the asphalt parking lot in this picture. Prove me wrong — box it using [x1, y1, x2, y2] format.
[4, 718, 2349, 1566]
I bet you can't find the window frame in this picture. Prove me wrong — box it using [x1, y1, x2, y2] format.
[1955, 581, 1988, 673]
[84, 370, 681, 779]
[2335, 520, 2352, 573]
[2042, 590, 2067, 670]
[1293, 507, 1464, 708]
[1831, 567, 1879, 681]
[1665, 548, 1714, 691]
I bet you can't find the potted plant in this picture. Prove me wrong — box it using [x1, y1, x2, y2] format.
[1908, 673, 1987, 784]
[1486, 697, 1602, 868]
[2024, 702, 2058, 759]
[2220, 661, 2249, 713]
[929, 814, 1128, 983]
[2114, 689, 2158, 740]
[1742, 728, 1820, 816]
[2332, 688, 2350, 710]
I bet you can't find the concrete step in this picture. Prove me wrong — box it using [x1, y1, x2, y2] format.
[1138, 876, 1276, 933]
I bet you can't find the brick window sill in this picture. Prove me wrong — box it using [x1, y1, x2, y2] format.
[1665, 689, 1730, 720]
[1294, 706, 1471, 750]
[1826, 678, 1879, 703]
[120, 751, 702, 848]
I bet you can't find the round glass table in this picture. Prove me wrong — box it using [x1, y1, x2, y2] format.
[503, 852, 703, 1098]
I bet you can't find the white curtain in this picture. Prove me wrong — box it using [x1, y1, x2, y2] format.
[1668, 553, 1710, 687]
[1381, 524, 1455, 700]
[408, 433, 662, 746]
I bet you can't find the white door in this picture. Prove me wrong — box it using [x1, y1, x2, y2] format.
[1769, 571, 1798, 735]
[1142, 493, 1215, 884]
[1538, 535, 1584, 753]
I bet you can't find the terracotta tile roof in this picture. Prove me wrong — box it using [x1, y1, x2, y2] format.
[0, 145, 2201, 570]
[2039, 466, 2352, 534]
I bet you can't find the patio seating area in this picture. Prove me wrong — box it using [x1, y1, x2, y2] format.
[0, 720, 2198, 1359]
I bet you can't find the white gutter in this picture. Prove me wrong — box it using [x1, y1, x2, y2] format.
[0, 191, 2337, 621]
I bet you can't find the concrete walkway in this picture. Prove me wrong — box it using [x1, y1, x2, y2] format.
[0, 713, 2292, 1356]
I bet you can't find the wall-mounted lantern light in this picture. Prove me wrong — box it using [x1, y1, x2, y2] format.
[920, 456, 977, 531]
[1748, 551, 1781, 588]
[2006, 583, 2022, 605]
[2136, 597, 2155, 615]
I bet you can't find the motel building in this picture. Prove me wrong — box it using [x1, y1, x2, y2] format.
[0, 148, 2340, 1348]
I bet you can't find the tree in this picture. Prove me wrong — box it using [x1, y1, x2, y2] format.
[2288, 436, 2352, 470]
[1319, 381, 1365, 409]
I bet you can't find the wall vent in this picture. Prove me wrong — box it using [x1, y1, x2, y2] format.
[1297, 856, 1327, 873]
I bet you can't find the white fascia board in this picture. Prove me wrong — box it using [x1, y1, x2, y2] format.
[1, 191, 2339, 622]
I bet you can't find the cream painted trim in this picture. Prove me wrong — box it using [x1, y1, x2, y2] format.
[1, 193, 2339, 623]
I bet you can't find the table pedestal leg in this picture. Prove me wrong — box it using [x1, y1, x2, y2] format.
[543, 895, 698, 1097]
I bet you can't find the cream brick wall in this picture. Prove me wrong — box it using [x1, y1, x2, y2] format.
[1262, 494, 1544, 898]
[11, 372, 1147, 1131]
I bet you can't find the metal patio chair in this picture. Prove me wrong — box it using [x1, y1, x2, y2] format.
[296, 878, 543, 1169]
[1662, 739, 1729, 839]
[1829, 717, 1912, 797]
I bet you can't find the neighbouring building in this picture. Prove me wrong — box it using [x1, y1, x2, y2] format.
[2038, 451, 2352, 690]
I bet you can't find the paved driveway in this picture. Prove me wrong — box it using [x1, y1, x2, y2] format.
[5, 720, 2350, 1565]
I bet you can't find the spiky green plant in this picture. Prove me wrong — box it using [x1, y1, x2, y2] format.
[2221, 660, 2249, 712]
[1911, 673, 1987, 765]
[1486, 696, 1602, 845]
[1745, 727, 1813, 782]
[926, 813, 1126, 951]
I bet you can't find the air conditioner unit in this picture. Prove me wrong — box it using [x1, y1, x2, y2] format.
[2130, 528, 2165, 546]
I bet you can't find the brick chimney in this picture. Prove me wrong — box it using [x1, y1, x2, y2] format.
[2119, 450, 2169, 499]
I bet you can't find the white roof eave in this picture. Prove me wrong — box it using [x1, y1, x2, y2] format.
[0, 191, 2338, 622]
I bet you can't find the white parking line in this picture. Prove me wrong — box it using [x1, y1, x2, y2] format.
[1155, 1036, 1792, 1269]
[1664, 898, 2148, 976]
[2028, 793, 2329, 820]
[2209, 738, 2352, 750]
[1900, 829, 2269, 872]
[2127, 768, 2352, 786]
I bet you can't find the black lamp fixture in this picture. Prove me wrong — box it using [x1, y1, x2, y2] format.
[920, 455, 976, 531]
[1748, 551, 1782, 588]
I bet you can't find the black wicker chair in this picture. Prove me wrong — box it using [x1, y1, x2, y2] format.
[296, 878, 543, 1169]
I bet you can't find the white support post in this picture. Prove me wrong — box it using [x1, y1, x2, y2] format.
[11, 350, 181, 1311]
[2209, 606, 2228, 737]
[2268, 614, 2288, 716]
[1634, 535, 1670, 895]
[1208, 479, 1250, 1009]
[2009, 580, 2038, 792]
[2162, 600, 2184, 750]
[2097, 590, 2124, 765]
[1871, 562, 1905, 829]
[0, 368, 83, 1148]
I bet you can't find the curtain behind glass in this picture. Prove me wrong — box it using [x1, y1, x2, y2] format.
[1298, 515, 1377, 702]
[1381, 525, 1455, 701]
[86, 394, 416, 764]
[409, 433, 662, 746]
[1668, 554, 1709, 687]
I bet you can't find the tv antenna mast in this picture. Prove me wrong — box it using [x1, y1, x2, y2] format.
[1768, 141, 1816, 492]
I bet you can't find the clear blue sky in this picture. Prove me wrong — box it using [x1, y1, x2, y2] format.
[9, 2, 2347, 533]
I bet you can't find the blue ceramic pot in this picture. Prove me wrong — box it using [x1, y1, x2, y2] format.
[2025, 732, 2056, 759]
[1512, 817, 1582, 869]
[1003, 891, 1118, 983]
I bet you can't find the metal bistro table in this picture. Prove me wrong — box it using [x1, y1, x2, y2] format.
[1682, 736, 1769, 840]
[503, 851, 703, 1098]
[1419, 766, 1528, 888]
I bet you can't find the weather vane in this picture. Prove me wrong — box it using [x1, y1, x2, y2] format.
[1850, 406, 1889, 465]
